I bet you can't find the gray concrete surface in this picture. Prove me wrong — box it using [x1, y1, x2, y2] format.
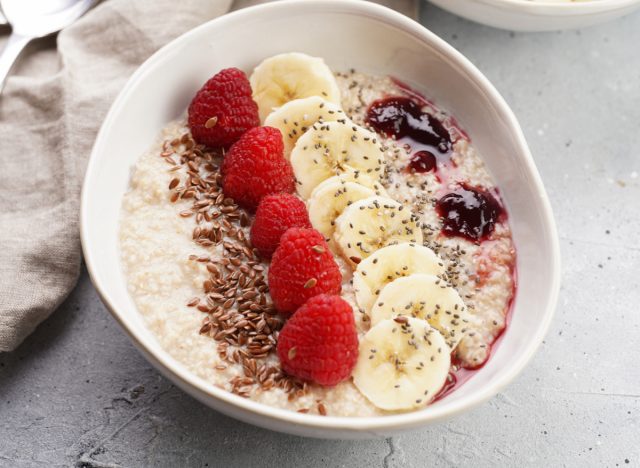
[2, 3, 640, 467]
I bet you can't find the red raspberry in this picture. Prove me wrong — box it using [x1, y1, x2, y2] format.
[268, 228, 342, 315]
[221, 126, 295, 210]
[277, 294, 358, 386]
[188, 68, 259, 148]
[250, 194, 312, 259]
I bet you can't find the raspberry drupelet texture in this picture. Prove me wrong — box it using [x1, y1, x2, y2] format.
[221, 126, 295, 210]
[268, 228, 342, 315]
[250, 193, 312, 259]
[276, 294, 358, 387]
[188, 67, 259, 148]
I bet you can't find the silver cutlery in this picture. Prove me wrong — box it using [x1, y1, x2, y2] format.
[0, 0, 96, 93]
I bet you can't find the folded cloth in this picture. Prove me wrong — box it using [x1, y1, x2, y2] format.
[0, 0, 233, 352]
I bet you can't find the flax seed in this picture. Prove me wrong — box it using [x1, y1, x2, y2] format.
[205, 116, 218, 128]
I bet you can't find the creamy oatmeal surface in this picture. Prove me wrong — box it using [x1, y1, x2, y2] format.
[337, 72, 515, 367]
[120, 121, 379, 417]
[120, 71, 515, 417]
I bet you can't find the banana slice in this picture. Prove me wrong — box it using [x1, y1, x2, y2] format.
[264, 96, 345, 159]
[311, 167, 388, 198]
[353, 317, 451, 411]
[352, 243, 445, 314]
[290, 120, 384, 199]
[308, 179, 376, 248]
[250, 53, 341, 122]
[370, 274, 473, 350]
[333, 196, 423, 264]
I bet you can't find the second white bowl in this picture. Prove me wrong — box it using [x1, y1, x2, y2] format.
[429, 0, 640, 31]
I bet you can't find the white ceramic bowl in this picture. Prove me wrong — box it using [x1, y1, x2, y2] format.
[81, 0, 560, 439]
[429, 0, 640, 31]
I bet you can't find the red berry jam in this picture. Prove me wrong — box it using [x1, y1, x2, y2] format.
[408, 150, 437, 173]
[435, 185, 503, 242]
[366, 96, 452, 154]
[434, 372, 458, 402]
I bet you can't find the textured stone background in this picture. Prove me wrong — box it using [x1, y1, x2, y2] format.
[1, 3, 639, 467]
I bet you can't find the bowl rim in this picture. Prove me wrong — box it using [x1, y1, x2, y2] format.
[462, 0, 640, 15]
[80, 0, 561, 433]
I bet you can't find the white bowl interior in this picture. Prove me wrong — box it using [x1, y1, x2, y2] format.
[82, 0, 559, 438]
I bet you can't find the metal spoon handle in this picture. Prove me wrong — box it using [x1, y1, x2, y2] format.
[0, 32, 31, 94]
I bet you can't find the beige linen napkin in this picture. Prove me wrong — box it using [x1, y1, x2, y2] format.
[0, 0, 233, 352]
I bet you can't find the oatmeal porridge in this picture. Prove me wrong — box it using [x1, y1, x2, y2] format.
[119, 53, 516, 417]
